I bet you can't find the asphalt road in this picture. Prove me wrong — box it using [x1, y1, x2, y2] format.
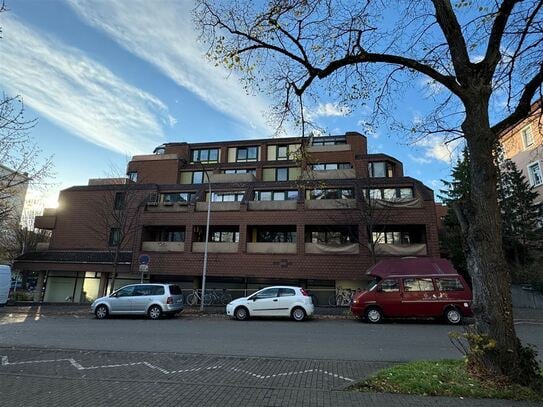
[1, 313, 541, 362]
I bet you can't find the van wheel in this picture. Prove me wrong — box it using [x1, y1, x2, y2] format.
[95, 305, 108, 319]
[365, 307, 383, 323]
[148, 305, 162, 320]
[445, 307, 462, 325]
[291, 307, 306, 322]
[234, 306, 249, 321]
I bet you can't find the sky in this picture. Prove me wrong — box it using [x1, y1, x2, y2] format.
[0, 0, 463, 210]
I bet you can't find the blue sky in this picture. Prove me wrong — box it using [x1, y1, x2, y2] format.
[0, 0, 462, 208]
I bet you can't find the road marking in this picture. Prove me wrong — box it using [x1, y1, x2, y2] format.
[0, 355, 354, 382]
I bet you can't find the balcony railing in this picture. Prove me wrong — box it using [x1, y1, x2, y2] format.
[209, 173, 256, 183]
[369, 198, 422, 209]
[372, 243, 427, 256]
[307, 144, 352, 153]
[305, 243, 359, 254]
[142, 241, 185, 252]
[302, 168, 356, 180]
[248, 200, 297, 211]
[247, 242, 297, 254]
[305, 199, 356, 210]
[195, 202, 241, 211]
[146, 202, 189, 212]
[192, 242, 239, 253]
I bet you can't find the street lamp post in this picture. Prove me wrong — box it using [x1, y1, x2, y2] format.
[200, 168, 212, 311]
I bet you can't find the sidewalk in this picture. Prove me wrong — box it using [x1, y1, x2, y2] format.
[2, 303, 542, 321]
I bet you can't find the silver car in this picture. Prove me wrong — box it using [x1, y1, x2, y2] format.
[91, 284, 184, 320]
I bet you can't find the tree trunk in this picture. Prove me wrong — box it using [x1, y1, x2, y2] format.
[109, 248, 120, 294]
[460, 98, 538, 385]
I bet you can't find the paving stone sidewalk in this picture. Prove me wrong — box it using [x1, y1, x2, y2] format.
[0, 347, 540, 407]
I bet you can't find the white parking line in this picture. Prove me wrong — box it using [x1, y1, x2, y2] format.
[0, 355, 355, 382]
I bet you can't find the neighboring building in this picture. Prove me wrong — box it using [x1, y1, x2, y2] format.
[0, 164, 29, 228]
[499, 100, 543, 199]
[14, 132, 440, 303]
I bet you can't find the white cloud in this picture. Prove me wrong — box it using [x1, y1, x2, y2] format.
[408, 154, 433, 164]
[414, 135, 462, 163]
[0, 17, 169, 155]
[67, 0, 273, 136]
[308, 102, 351, 119]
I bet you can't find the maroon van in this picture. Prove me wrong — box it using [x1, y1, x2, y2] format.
[350, 258, 472, 324]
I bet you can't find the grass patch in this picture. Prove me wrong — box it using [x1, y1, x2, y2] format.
[350, 359, 543, 401]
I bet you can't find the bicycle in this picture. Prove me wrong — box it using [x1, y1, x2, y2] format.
[327, 288, 356, 307]
[186, 289, 212, 306]
[206, 289, 233, 305]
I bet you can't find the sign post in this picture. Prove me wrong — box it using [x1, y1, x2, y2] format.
[138, 255, 150, 283]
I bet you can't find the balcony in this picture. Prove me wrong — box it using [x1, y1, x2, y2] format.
[192, 242, 239, 253]
[248, 200, 297, 211]
[196, 201, 241, 211]
[146, 202, 189, 212]
[142, 241, 185, 252]
[247, 242, 297, 254]
[303, 168, 356, 180]
[370, 198, 422, 209]
[307, 144, 352, 153]
[305, 243, 359, 254]
[130, 153, 179, 161]
[305, 199, 356, 210]
[373, 243, 427, 256]
[209, 173, 256, 183]
[34, 214, 56, 230]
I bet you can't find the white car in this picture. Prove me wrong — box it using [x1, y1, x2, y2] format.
[226, 286, 314, 321]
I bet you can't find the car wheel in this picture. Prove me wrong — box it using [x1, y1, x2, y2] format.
[148, 305, 162, 320]
[445, 307, 462, 325]
[234, 306, 249, 321]
[291, 307, 306, 322]
[365, 307, 383, 323]
[95, 304, 108, 320]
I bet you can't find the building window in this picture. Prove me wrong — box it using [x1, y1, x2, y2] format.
[127, 171, 138, 182]
[277, 145, 289, 160]
[368, 162, 393, 178]
[223, 168, 256, 174]
[521, 125, 534, 149]
[211, 230, 239, 243]
[276, 167, 289, 181]
[311, 163, 351, 171]
[108, 228, 121, 246]
[253, 226, 296, 242]
[145, 227, 185, 242]
[311, 136, 346, 146]
[306, 226, 358, 245]
[308, 188, 354, 200]
[255, 190, 298, 201]
[236, 146, 258, 162]
[114, 192, 125, 210]
[365, 187, 414, 200]
[527, 162, 543, 186]
[162, 192, 193, 204]
[191, 148, 219, 163]
[192, 171, 204, 184]
[370, 225, 426, 245]
[211, 191, 244, 202]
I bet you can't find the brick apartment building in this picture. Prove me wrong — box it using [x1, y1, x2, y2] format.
[499, 100, 543, 199]
[14, 132, 440, 303]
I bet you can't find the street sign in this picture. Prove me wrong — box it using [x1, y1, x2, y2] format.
[139, 264, 149, 273]
[139, 255, 150, 265]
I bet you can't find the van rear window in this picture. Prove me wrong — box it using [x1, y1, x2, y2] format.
[169, 285, 182, 295]
[436, 278, 464, 291]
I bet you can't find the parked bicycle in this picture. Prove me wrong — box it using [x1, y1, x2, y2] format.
[186, 289, 212, 306]
[327, 288, 361, 307]
[207, 289, 233, 305]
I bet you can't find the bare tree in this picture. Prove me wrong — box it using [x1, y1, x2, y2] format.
[87, 174, 148, 294]
[196, 0, 543, 385]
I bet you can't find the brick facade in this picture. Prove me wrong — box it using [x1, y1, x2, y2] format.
[18, 132, 440, 298]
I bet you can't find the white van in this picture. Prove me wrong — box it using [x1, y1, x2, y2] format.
[0, 265, 11, 306]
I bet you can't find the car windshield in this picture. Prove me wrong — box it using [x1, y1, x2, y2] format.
[367, 278, 379, 291]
